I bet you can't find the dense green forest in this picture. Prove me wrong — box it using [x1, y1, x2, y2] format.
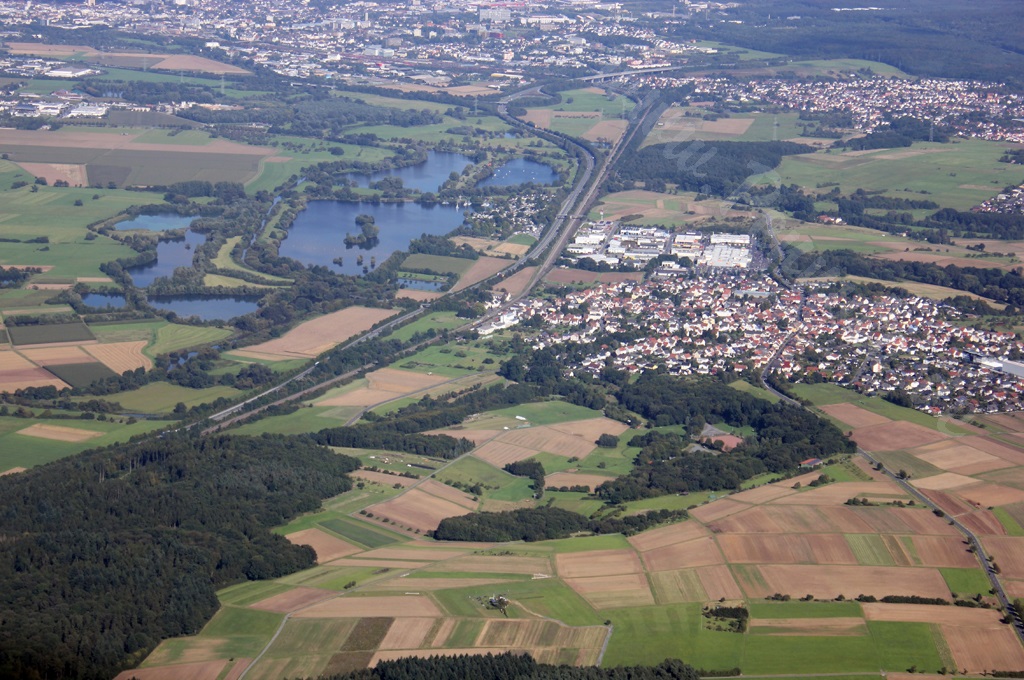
[682, 0, 1024, 85]
[593, 375, 854, 503]
[607, 141, 814, 196]
[0, 434, 358, 680]
[331, 653, 703, 680]
[433, 507, 687, 542]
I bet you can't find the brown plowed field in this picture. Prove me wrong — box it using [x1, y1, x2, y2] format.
[293, 595, 441, 618]
[628, 520, 709, 552]
[327, 558, 429, 569]
[717, 534, 856, 565]
[887, 507, 961, 535]
[366, 489, 474, 532]
[16, 423, 102, 442]
[544, 471, 616, 492]
[473, 440, 541, 467]
[351, 470, 417, 487]
[418, 479, 478, 510]
[444, 555, 551, 575]
[696, 565, 744, 600]
[912, 473, 977, 491]
[451, 257, 508, 292]
[556, 549, 642, 578]
[429, 428, 500, 444]
[641, 537, 723, 572]
[957, 483, 1024, 508]
[429, 619, 456, 647]
[852, 421, 949, 452]
[113, 660, 228, 680]
[496, 426, 597, 459]
[0, 350, 67, 392]
[958, 436, 1024, 466]
[942, 625, 1024, 672]
[395, 289, 442, 302]
[377, 618, 437, 650]
[249, 587, 334, 613]
[729, 484, 800, 504]
[285, 528, 361, 563]
[355, 547, 468, 561]
[741, 565, 950, 600]
[911, 536, 978, 568]
[83, 340, 153, 372]
[862, 602, 1002, 625]
[547, 417, 629, 440]
[565, 573, 655, 608]
[691, 499, 751, 523]
[820, 403, 891, 428]
[771, 481, 906, 506]
[982, 536, 1024, 578]
[19, 345, 92, 365]
[367, 368, 450, 394]
[234, 307, 395, 360]
[582, 119, 628, 143]
[918, 489, 977, 516]
[749, 617, 866, 636]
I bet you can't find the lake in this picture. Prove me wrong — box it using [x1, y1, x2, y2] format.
[477, 158, 558, 187]
[126, 230, 205, 288]
[114, 213, 195, 231]
[81, 292, 126, 309]
[281, 201, 466, 276]
[351, 151, 471, 193]
[148, 295, 260, 321]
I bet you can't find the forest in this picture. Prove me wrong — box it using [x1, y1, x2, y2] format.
[433, 506, 687, 542]
[0, 433, 358, 680]
[592, 375, 854, 503]
[607, 141, 814, 197]
[331, 653, 703, 680]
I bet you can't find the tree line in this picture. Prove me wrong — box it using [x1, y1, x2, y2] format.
[433, 506, 687, 542]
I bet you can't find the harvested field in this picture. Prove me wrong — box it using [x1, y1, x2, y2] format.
[16, 423, 102, 442]
[959, 436, 1024, 467]
[642, 537, 724, 572]
[429, 618, 456, 647]
[429, 428, 499, 444]
[582, 119, 628, 143]
[718, 533, 856, 565]
[819, 403, 891, 428]
[852, 421, 949, 452]
[354, 547, 468, 562]
[0, 468, 25, 476]
[749, 617, 866, 636]
[351, 470, 417, 487]
[293, 596, 441, 619]
[395, 289, 441, 302]
[740, 565, 951, 600]
[565, 573, 654, 608]
[522, 109, 553, 127]
[368, 368, 450, 394]
[556, 549, 643, 579]
[234, 307, 395, 360]
[113, 661, 227, 680]
[493, 267, 538, 298]
[285, 528, 362, 563]
[477, 619, 606, 651]
[650, 569, 708, 603]
[444, 555, 551, 575]
[365, 489, 473, 532]
[378, 618, 436, 650]
[451, 257, 508, 292]
[547, 417, 629, 440]
[249, 586, 334, 613]
[911, 439, 1012, 474]
[942, 624, 1024, 672]
[911, 536, 978, 568]
[692, 500, 757, 524]
[374, 577, 511, 591]
[544, 471, 616, 492]
[771, 481, 906, 506]
[982, 536, 1024, 578]
[918, 489, 977, 517]
[956, 483, 1024, 508]
[83, 340, 153, 372]
[418, 479, 478, 510]
[471, 440, 538, 467]
[730, 484, 800, 505]
[0, 349, 67, 392]
[148, 54, 250, 74]
[697, 565, 744, 600]
[18, 345, 92, 366]
[487, 425, 599, 460]
[628, 520, 709, 553]
[911, 473, 976, 491]
[862, 603, 1002, 625]
[325, 558, 429, 570]
[544, 268, 644, 285]
[17, 162, 87, 186]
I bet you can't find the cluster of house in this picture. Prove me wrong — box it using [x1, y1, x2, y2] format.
[495, 270, 1024, 414]
[566, 222, 753, 269]
[974, 184, 1024, 216]
[635, 74, 1024, 143]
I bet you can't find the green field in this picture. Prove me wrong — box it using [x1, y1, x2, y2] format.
[147, 323, 234, 357]
[0, 417, 165, 472]
[751, 140, 1024, 211]
[212, 236, 292, 283]
[114, 383, 241, 414]
[385, 311, 465, 343]
[939, 567, 993, 597]
[644, 111, 806, 146]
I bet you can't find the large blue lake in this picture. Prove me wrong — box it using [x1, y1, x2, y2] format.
[477, 158, 558, 187]
[114, 213, 195, 231]
[351, 151, 471, 193]
[125, 230, 205, 288]
[149, 296, 260, 321]
[81, 292, 127, 309]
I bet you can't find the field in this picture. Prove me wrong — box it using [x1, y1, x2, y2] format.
[521, 88, 635, 144]
[232, 306, 395, 361]
[643, 110, 807, 147]
[751, 139, 1024, 212]
[0, 416, 164, 472]
[589, 190, 753, 229]
[6, 42, 250, 75]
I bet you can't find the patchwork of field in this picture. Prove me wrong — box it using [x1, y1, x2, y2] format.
[6, 43, 250, 74]
[233, 306, 395, 361]
[472, 417, 623, 468]
[521, 88, 634, 144]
